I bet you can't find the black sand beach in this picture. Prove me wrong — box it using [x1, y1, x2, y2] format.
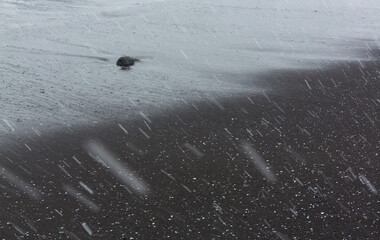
[0, 54, 379, 239]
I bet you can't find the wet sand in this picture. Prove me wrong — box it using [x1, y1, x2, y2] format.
[0, 57, 379, 239]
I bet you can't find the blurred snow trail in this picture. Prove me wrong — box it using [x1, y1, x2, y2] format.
[84, 139, 149, 195]
[241, 141, 276, 182]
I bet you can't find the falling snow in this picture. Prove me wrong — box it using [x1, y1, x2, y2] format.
[0, 0, 379, 238]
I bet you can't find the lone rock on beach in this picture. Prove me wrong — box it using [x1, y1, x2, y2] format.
[116, 56, 140, 69]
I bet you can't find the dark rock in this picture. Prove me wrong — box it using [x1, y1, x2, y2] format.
[116, 56, 140, 69]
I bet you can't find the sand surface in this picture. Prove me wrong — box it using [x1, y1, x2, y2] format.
[1, 0, 380, 238]
[0, 51, 379, 238]
[1, 0, 380, 138]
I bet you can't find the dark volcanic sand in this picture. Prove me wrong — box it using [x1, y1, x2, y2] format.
[0, 56, 379, 239]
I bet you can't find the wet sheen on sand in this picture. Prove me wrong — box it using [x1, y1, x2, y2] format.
[0, 57, 379, 238]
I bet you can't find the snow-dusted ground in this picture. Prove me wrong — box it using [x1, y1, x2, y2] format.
[1, 0, 380, 138]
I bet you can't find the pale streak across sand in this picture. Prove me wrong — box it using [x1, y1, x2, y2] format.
[84, 139, 149, 195]
[240, 141, 276, 183]
[0, 164, 42, 199]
